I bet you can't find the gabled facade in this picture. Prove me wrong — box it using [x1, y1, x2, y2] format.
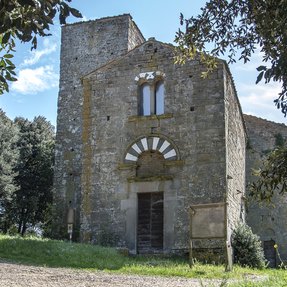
[54, 14, 287, 263]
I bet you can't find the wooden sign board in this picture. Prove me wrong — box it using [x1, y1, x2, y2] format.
[190, 202, 226, 239]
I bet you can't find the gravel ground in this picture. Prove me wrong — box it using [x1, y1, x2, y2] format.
[0, 262, 225, 287]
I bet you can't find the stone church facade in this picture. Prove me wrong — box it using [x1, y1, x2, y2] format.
[54, 14, 286, 264]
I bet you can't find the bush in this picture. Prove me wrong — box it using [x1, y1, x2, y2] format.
[232, 223, 265, 269]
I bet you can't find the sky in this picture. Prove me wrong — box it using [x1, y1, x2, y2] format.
[0, 0, 286, 127]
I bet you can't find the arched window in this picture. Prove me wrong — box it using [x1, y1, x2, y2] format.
[155, 80, 164, 115]
[139, 80, 165, 116]
[140, 83, 151, 116]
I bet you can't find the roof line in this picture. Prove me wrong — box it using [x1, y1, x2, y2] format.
[63, 14, 133, 27]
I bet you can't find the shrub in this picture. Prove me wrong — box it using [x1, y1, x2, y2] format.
[232, 223, 265, 269]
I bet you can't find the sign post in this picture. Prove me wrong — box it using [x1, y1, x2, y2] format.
[67, 208, 75, 243]
[189, 202, 232, 270]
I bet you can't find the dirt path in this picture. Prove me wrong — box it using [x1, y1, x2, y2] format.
[0, 262, 223, 287]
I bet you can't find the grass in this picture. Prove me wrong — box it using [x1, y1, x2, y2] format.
[0, 234, 286, 286]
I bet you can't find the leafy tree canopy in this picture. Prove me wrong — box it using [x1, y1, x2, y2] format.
[0, 0, 82, 94]
[0, 110, 19, 233]
[249, 146, 287, 202]
[0, 110, 19, 201]
[175, 0, 287, 116]
[13, 116, 55, 235]
[0, 112, 55, 235]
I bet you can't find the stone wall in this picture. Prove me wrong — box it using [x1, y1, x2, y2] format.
[245, 114, 287, 263]
[81, 38, 230, 253]
[53, 14, 145, 239]
[224, 65, 246, 235]
[54, 15, 246, 260]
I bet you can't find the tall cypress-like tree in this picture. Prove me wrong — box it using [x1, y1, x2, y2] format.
[0, 109, 19, 232]
[13, 116, 55, 235]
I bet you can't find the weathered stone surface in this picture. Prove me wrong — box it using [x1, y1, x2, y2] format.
[53, 14, 145, 240]
[54, 14, 287, 264]
[245, 115, 287, 264]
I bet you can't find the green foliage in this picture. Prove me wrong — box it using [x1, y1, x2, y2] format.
[261, 149, 271, 157]
[0, 110, 19, 232]
[246, 139, 253, 150]
[175, 0, 287, 116]
[232, 223, 265, 269]
[12, 116, 55, 235]
[249, 146, 287, 201]
[0, 113, 55, 235]
[0, 236, 286, 285]
[0, 234, 267, 280]
[274, 133, 284, 148]
[0, 0, 82, 95]
[274, 244, 287, 270]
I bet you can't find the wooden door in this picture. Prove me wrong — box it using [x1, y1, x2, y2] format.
[137, 192, 163, 254]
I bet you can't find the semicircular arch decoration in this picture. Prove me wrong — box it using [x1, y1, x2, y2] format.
[124, 136, 178, 163]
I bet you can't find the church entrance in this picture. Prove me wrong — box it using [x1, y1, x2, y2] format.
[137, 192, 163, 254]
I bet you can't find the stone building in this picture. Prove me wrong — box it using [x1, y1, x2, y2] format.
[53, 14, 286, 263]
[244, 115, 287, 267]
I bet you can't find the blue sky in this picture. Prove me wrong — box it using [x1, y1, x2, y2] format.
[0, 0, 286, 126]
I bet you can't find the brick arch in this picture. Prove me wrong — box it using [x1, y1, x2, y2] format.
[124, 136, 178, 163]
[134, 71, 165, 84]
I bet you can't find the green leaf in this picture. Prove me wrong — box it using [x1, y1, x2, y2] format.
[256, 71, 264, 84]
[256, 65, 267, 72]
[5, 59, 15, 67]
[69, 8, 82, 18]
[2, 32, 10, 45]
[0, 59, 6, 67]
[3, 54, 13, 59]
[0, 75, 6, 83]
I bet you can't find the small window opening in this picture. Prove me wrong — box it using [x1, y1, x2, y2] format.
[140, 83, 151, 116]
[139, 80, 164, 116]
[107, 116, 110, 121]
[155, 81, 164, 115]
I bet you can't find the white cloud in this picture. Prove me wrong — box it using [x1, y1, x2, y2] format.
[238, 81, 286, 123]
[239, 82, 280, 105]
[11, 65, 59, 95]
[22, 38, 57, 66]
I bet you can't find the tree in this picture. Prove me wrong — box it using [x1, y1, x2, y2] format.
[0, 109, 19, 232]
[249, 146, 287, 202]
[12, 116, 55, 235]
[232, 223, 265, 269]
[175, 0, 287, 116]
[0, 0, 82, 95]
